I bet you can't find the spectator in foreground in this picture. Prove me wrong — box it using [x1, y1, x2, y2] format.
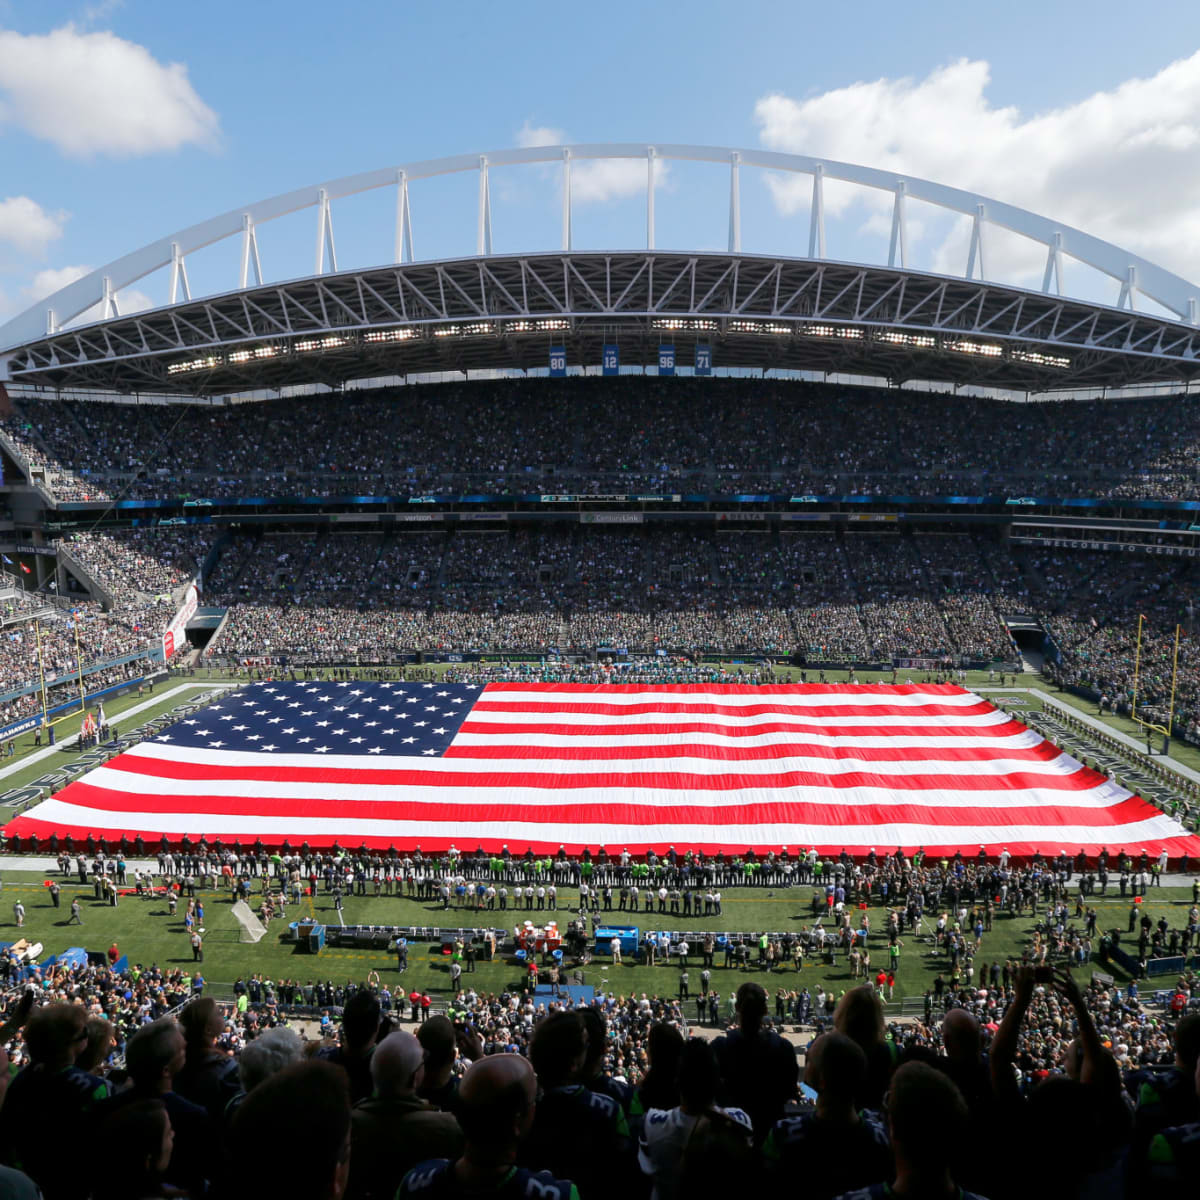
[226, 1025, 305, 1122]
[1146, 1054, 1200, 1184]
[764, 1033, 891, 1200]
[0, 1002, 112, 1200]
[712, 981, 798, 1142]
[522, 1010, 632, 1200]
[832, 1061, 986, 1200]
[174, 997, 240, 1121]
[628, 1023, 685, 1122]
[416, 1016, 464, 1114]
[398, 1054, 579, 1200]
[638, 1037, 753, 1200]
[93, 1017, 211, 1194]
[318, 989, 381, 1103]
[833, 986, 895, 1111]
[1131, 1012, 1200, 1143]
[91, 1100, 174, 1200]
[225, 1060, 351, 1200]
[349, 1031, 464, 1200]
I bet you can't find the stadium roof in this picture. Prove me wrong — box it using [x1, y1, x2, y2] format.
[3, 144, 1199, 394]
[6, 251, 1200, 394]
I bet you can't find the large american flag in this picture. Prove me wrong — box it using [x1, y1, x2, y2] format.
[8, 681, 1199, 857]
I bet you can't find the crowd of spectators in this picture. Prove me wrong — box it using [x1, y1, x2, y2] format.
[0, 951, 1194, 1200]
[59, 528, 208, 599]
[194, 528, 1030, 661]
[0, 601, 156, 723]
[5, 380, 1200, 503]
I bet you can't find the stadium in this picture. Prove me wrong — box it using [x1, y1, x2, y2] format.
[1, 122, 1200, 1200]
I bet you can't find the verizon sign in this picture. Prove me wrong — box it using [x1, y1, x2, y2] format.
[161, 581, 199, 660]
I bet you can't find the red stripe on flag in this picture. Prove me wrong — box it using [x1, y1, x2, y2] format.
[39, 780, 1167, 829]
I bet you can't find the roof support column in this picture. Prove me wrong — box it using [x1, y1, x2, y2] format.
[477, 156, 493, 256]
[808, 164, 826, 258]
[168, 242, 191, 304]
[887, 181, 908, 268]
[1116, 265, 1138, 311]
[395, 171, 414, 264]
[728, 151, 741, 253]
[1042, 231, 1064, 295]
[315, 188, 338, 275]
[647, 146, 656, 250]
[966, 204, 987, 280]
[239, 214, 263, 289]
[561, 150, 572, 251]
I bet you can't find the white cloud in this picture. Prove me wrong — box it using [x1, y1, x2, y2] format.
[0, 24, 218, 157]
[514, 121, 669, 206]
[753, 54, 1200, 291]
[0, 196, 66, 254]
[573, 158, 667, 204]
[17, 264, 153, 326]
[517, 120, 564, 148]
[26, 263, 89, 302]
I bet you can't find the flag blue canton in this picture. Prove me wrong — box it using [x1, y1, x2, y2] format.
[153, 680, 482, 757]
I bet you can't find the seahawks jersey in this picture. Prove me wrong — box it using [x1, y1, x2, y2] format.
[833, 1186, 989, 1200]
[398, 1160, 580, 1200]
[1147, 1119, 1200, 1184]
[765, 1110, 892, 1200]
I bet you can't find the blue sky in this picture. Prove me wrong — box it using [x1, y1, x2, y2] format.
[2, 0, 1200, 324]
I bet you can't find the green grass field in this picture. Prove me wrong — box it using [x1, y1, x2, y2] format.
[0, 869, 1193, 1003]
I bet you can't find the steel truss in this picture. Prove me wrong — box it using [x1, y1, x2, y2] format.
[8, 253, 1200, 394]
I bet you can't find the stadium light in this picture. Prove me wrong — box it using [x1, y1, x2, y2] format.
[504, 319, 570, 333]
[1011, 348, 1071, 369]
[727, 319, 792, 336]
[363, 328, 420, 344]
[945, 338, 1003, 358]
[432, 321, 499, 338]
[877, 331, 936, 349]
[800, 324, 864, 340]
[651, 318, 719, 332]
[166, 355, 220, 375]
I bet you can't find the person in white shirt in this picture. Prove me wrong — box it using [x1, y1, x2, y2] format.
[638, 1039, 753, 1200]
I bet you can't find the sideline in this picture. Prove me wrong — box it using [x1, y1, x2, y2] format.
[0, 681, 237, 784]
[1030, 689, 1200, 787]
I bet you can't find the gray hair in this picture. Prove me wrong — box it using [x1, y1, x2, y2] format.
[238, 1026, 304, 1093]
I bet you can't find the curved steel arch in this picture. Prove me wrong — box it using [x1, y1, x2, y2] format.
[2, 142, 1197, 351]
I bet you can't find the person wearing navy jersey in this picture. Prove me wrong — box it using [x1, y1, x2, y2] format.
[520, 1010, 632, 1199]
[832, 1062, 988, 1200]
[398, 1054, 579, 1200]
[712, 981, 798, 1143]
[764, 1033, 891, 1200]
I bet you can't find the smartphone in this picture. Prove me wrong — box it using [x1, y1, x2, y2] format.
[799, 1082, 818, 1102]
